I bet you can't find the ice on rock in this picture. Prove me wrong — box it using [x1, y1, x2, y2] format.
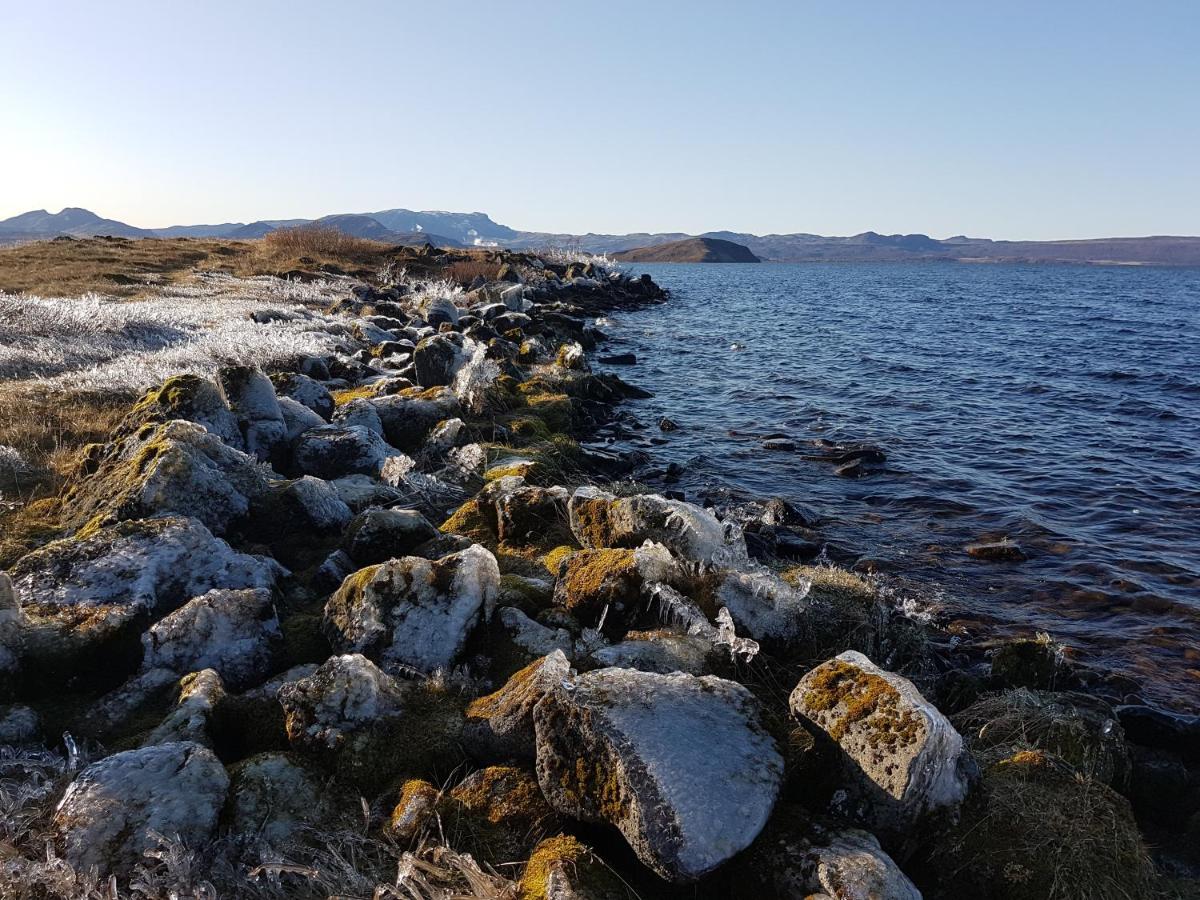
[716, 568, 809, 646]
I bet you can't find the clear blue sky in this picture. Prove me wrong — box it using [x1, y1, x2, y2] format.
[3, 0, 1198, 239]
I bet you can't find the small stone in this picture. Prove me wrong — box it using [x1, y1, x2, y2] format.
[965, 539, 1027, 561]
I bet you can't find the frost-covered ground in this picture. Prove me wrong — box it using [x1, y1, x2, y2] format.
[0, 273, 357, 395]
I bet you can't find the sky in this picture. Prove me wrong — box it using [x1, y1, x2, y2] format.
[2, 1, 1198, 240]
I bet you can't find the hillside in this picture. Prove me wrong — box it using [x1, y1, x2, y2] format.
[613, 237, 760, 263]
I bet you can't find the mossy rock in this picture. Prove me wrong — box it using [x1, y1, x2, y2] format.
[554, 548, 640, 623]
[519, 834, 628, 900]
[440, 766, 560, 866]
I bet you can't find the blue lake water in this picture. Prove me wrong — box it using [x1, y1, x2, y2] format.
[600, 262, 1200, 712]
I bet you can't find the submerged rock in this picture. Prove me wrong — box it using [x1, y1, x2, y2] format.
[790, 650, 975, 839]
[53, 741, 229, 875]
[534, 667, 783, 883]
[323, 544, 499, 674]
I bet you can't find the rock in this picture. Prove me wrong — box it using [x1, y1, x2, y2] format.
[272, 372, 334, 419]
[556, 341, 587, 371]
[141, 587, 280, 690]
[219, 366, 288, 461]
[127, 374, 242, 448]
[599, 353, 637, 365]
[534, 667, 783, 883]
[371, 388, 461, 451]
[489, 606, 573, 677]
[965, 539, 1027, 562]
[989, 635, 1074, 690]
[568, 486, 748, 570]
[465, 650, 571, 763]
[952, 688, 1130, 789]
[386, 778, 440, 841]
[553, 543, 680, 631]
[789, 651, 975, 839]
[256, 475, 353, 539]
[421, 295, 460, 327]
[342, 507, 439, 566]
[715, 568, 811, 646]
[0, 571, 19, 695]
[59, 418, 274, 536]
[1117, 704, 1200, 765]
[519, 835, 628, 900]
[740, 806, 921, 900]
[331, 396, 385, 435]
[0, 704, 39, 744]
[324, 545, 499, 674]
[293, 424, 400, 479]
[762, 438, 795, 451]
[53, 741, 229, 875]
[495, 484, 571, 546]
[930, 750, 1153, 900]
[1128, 744, 1198, 830]
[143, 668, 226, 746]
[11, 517, 284, 685]
[278, 654, 464, 790]
[227, 752, 351, 845]
[589, 630, 717, 676]
[658, 416, 679, 432]
[278, 395, 326, 441]
[443, 765, 560, 864]
[413, 334, 465, 387]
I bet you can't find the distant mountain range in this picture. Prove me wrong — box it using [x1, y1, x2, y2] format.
[613, 237, 761, 263]
[3, 206, 1199, 266]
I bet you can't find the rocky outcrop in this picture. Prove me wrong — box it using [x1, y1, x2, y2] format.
[790, 650, 975, 839]
[534, 667, 783, 882]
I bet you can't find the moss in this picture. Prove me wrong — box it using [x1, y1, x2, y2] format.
[802, 659, 923, 748]
[571, 495, 622, 548]
[278, 611, 330, 667]
[439, 499, 496, 544]
[466, 656, 543, 720]
[542, 545, 575, 576]
[518, 835, 625, 900]
[399, 385, 451, 401]
[330, 384, 380, 406]
[557, 549, 638, 617]
[442, 767, 557, 867]
[519, 390, 573, 433]
[386, 778, 440, 841]
[485, 461, 537, 481]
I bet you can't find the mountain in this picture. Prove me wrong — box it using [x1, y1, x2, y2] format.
[613, 237, 760, 263]
[313, 214, 397, 241]
[364, 209, 518, 245]
[0, 207, 152, 239]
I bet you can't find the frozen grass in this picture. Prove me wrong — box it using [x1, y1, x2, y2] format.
[0, 274, 352, 393]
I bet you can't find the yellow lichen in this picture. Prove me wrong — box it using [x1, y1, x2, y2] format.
[802, 659, 923, 747]
[519, 835, 588, 900]
[330, 385, 379, 406]
[558, 549, 638, 614]
[439, 499, 496, 544]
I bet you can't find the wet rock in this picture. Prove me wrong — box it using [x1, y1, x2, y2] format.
[293, 424, 400, 479]
[553, 543, 680, 630]
[465, 650, 571, 763]
[271, 372, 334, 419]
[323, 545, 499, 674]
[715, 568, 811, 646]
[762, 438, 796, 451]
[141, 587, 280, 690]
[990, 635, 1074, 690]
[953, 688, 1130, 789]
[568, 486, 748, 570]
[1116, 704, 1200, 765]
[740, 806, 920, 900]
[658, 416, 679, 432]
[11, 517, 284, 685]
[790, 650, 975, 839]
[599, 352, 637, 365]
[342, 507, 439, 566]
[519, 834, 628, 900]
[227, 752, 351, 846]
[59, 418, 274, 536]
[278, 653, 464, 790]
[1128, 744, 1198, 830]
[965, 539, 1027, 562]
[534, 667, 784, 883]
[219, 366, 288, 461]
[53, 741, 229, 875]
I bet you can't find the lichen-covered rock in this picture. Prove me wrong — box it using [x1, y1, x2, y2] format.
[518, 834, 628, 900]
[127, 374, 242, 448]
[293, 424, 400, 479]
[568, 486, 748, 570]
[227, 752, 351, 846]
[465, 650, 571, 763]
[496, 485, 571, 546]
[534, 667, 784, 883]
[715, 568, 810, 646]
[553, 543, 679, 631]
[278, 395, 326, 441]
[143, 668, 226, 746]
[413, 333, 466, 387]
[444, 765, 560, 865]
[740, 806, 921, 900]
[272, 372, 334, 420]
[386, 778, 441, 841]
[790, 650, 974, 838]
[555, 341, 587, 371]
[278, 653, 464, 790]
[331, 396, 386, 435]
[930, 750, 1153, 900]
[256, 474, 353, 536]
[11, 517, 284, 684]
[53, 741, 229, 875]
[952, 688, 1130, 789]
[219, 366, 287, 461]
[141, 587, 279, 689]
[343, 507, 439, 566]
[323, 545, 499, 674]
[60, 419, 275, 536]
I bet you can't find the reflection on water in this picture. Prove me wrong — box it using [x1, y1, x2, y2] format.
[601, 262, 1200, 712]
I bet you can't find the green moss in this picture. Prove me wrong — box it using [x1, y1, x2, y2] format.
[570, 495, 622, 548]
[557, 549, 639, 618]
[330, 384, 379, 406]
[440, 499, 496, 544]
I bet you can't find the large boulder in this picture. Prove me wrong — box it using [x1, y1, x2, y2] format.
[219, 366, 287, 461]
[126, 374, 242, 447]
[495, 484, 571, 546]
[59, 419, 275, 536]
[53, 741, 229, 875]
[568, 486, 748, 570]
[323, 545, 499, 674]
[10, 516, 284, 685]
[413, 333, 465, 387]
[342, 507, 439, 566]
[293, 424, 400, 479]
[534, 667, 783, 883]
[141, 587, 280, 690]
[272, 372, 334, 420]
[465, 650, 571, 763]
[278, 653, 464, 790]
[790, 650, 975, 839]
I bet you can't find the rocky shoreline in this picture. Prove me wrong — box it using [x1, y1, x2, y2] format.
[1, 249, 1197, 898]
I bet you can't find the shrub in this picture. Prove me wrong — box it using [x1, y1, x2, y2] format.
[260, 225, 386, 261]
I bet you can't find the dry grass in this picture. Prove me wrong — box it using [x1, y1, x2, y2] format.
[444, 259, 501, 286]
[260, 225, 389, 266]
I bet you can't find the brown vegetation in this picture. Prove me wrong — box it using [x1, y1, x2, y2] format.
[445, 258, 501, 286]
[259, 224, 389, 264]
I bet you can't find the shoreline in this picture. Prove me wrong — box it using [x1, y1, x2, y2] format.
[1, 246, 1197, 896]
